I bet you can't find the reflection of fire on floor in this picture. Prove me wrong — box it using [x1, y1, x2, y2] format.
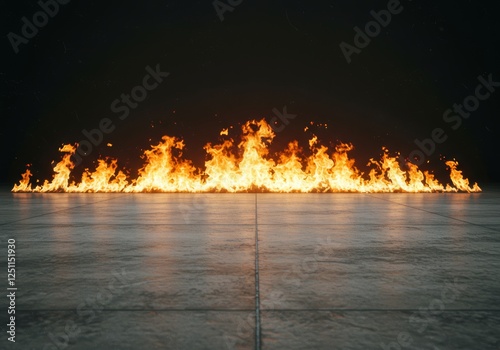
[2, 189, 499, 349]
[12, 120, 480, 193]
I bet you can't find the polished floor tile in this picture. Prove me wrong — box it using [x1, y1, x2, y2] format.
[1, 186, 499, 349]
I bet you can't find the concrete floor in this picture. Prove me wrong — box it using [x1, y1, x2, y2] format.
[1, 186, 499, 349]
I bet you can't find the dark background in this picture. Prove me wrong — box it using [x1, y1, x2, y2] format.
[1, 0, 499, 186]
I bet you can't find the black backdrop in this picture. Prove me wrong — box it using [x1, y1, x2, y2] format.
[1, 0, 499, 186]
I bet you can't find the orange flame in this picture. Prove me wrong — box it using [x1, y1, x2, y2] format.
[12, 119, 481, 193]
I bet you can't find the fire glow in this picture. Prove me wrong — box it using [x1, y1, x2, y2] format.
[12, 119, 481, 193]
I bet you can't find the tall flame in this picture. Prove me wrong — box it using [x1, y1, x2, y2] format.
[12, 119, 481, 193]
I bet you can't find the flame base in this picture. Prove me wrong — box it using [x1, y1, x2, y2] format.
[12, 120, 481, 193]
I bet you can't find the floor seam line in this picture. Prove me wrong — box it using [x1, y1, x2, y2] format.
[254, 192, 261, 350]
[16, 309, 257, 312]
[258, 309, 500, 312]
[16, 308, 500, 312]
[365, 194, 500, 233]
